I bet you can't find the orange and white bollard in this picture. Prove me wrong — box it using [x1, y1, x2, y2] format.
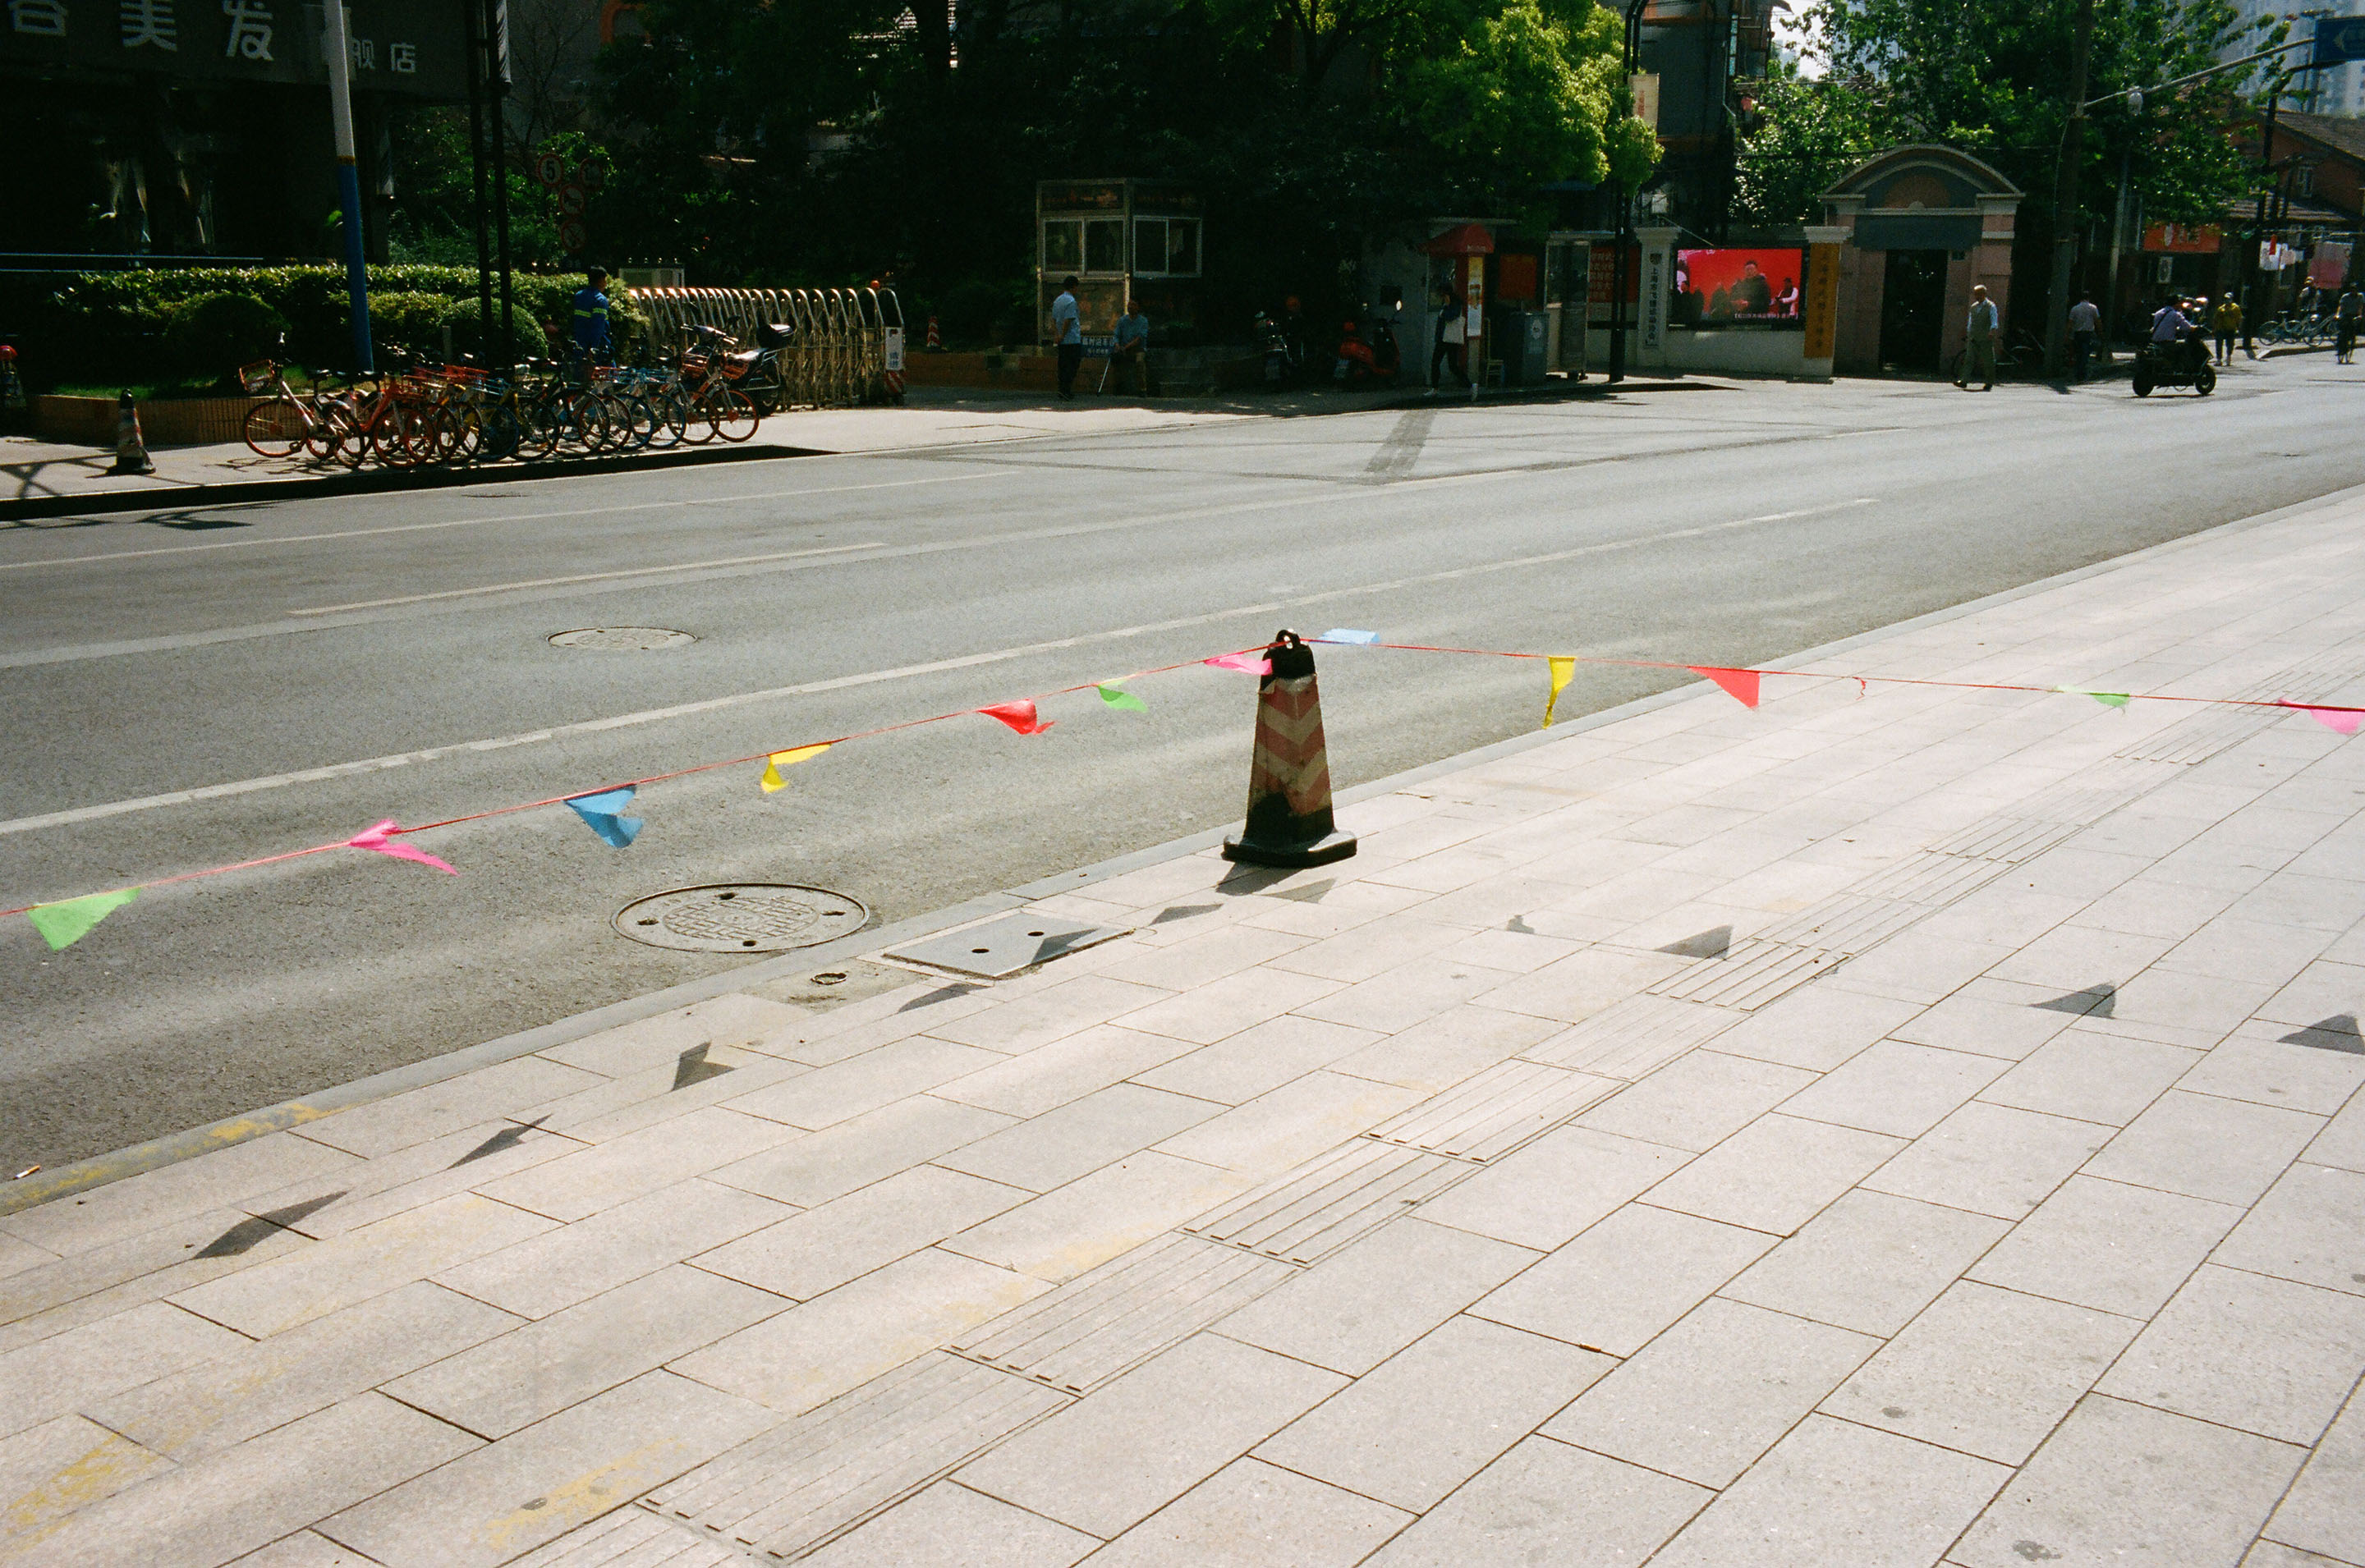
[1223, 630, 1357, 867]
[110, 389, 154, 476]
[925, 314, 943, 351]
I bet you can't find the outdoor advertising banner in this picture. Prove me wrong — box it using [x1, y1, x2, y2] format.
[1674, 247, 1806, 328]
[0, 1, 466, 99]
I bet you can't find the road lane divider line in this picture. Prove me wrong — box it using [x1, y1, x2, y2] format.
[286, 543, 889, 616]
[0, 496, 1882, 839]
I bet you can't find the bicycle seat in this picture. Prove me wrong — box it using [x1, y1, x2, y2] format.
[755, 321, 796, 349]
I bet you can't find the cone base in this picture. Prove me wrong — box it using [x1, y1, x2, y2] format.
[1222, 828, 1358, 868]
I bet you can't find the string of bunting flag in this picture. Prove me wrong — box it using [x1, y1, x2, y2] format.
[12, 630, 2363, 953]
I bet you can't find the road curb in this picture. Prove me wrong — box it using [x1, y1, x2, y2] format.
[12, 477, 2365, 1217]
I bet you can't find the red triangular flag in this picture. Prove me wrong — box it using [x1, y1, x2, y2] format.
[979, 700, 1054, 735]
[1687, 666, 1761, 708]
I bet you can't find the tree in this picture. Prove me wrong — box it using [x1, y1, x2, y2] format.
[1734, 68, 1894, 227]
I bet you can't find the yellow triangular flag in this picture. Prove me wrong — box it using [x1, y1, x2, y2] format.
[1541, 657, 1577, 728]
[760, 744, 833, 793]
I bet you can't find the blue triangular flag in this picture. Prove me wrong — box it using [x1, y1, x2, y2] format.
[566, 786, 643, 848]
[1317, 629, 1380, 645]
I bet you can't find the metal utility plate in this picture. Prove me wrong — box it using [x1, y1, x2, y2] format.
[614, 883, 869, 953]
[888, 913, 1130, 979]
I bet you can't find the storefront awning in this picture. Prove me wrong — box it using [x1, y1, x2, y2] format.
[1421, 222, 1497, 256]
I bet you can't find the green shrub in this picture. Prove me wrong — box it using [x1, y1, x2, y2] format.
[160, 292, 292, 380]
[367, 291, 464, 358]
[931, 278, 1022, 347]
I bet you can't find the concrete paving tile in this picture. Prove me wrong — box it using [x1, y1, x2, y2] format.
[945, 1153, 1253, 1284]
[1367, 845, 1539, 896]
[1706, 986, 1925, 1072]
[931, 1025, 1200, 1120]
[1330, 1005, 1555, 1094]
[1916, 887, 2087, 949]
[2015, 846, 2152, 901]
[0, 1299, 246, 1439]
[723, 1038, 1005, 1130]
[1829, 933, 2014, 1006]
[1086, 1458, 1412, 1568]
[1254, 1314, 1611, 1511]
[226, 1121, 581, 1245]
[471, 1107, 801, 1223]
[673, 1246, 1049, 1416]
[1952, 1395, 2303, 1568]
[924, 976, 1178, 1054]
[1824, 1280, 2140, 1465]
[0, 1207, 310, 1359]
[2230, 870, 2365, 933]
[1891, 991, 2081, 1062]
[1781, 1041, 2012, 1137]
[1415, 1126, 1692, 1252]
[1108, 967, 1345, 1046]
[1968, 1173, 2239, 1318]
[1435, 926, 1587, 974]
[2107, 965, 2284, 1037]
[97, 1281, 518, 1459]
[2241, 1543, 2361, 1568]
[1472, 1203, 1775, 1356]
[763, 996, 1000, 1070]
[0, 1414, 174, 1544]
[1153, 1071, 1422, 1178]
[935, 1084, 1221, 1193]
[2304, 1092, 2365, 1175]
[1217, 1217, 1539, 1376]
[956, 1332, 1343, 1538]
[2263, 1386, 2365, 1566]
[1133, 1016, 1382, 1105]
[318, 1372, 778, 1568]
[1544, 1296, 1877, 1488]
[2083, 1089, 2324, 1206]
[1292, 957, 1503, 1033]
[431, 1179, 790, 1322]
[1419, 872, 1602, 931]
[2072, 876, 2242, 939]
[2098, 1263, 2365, 1443]
[1646, 1414, 2006, 1568]
[1722, 1189, 2011, 1336]
[2257, 959, 2365, 1029]
[1640, 1114, 1903, 1236]
[2184, 1029, 2365, 1116]
[1473, 948, 1690, 1026]
[796, 1479, 1099, 1568]
[1985, 924, 2178, 995]
[0, 1134, 361, 1258]
[693, 1165, 1029, 1301]
[1096, 924, 1312, 991]
[1360, 1436, 1707, 1568]
[224, 1530, 387, 1566]
[383, 1265, 786, 1439]
[1975, 1027, 2202, 1126]
[1261, 915, 1478, 984]
[11, 1394, 478, 1568]
[2212, 1162, 2365, 1297]
[297, 1057, 606, 1159]
[550, 1051, 815, 1145]
[0, 1236, 55, 1286]
[539, 995, 807, 1078]
[1862, 1102, 2112, 1220]
[1572, 1050, 1815, 1153]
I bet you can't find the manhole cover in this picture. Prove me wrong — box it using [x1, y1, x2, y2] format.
[614, 884, 869, 952]
[551, 627, 696, 651]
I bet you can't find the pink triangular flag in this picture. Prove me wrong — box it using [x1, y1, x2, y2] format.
[1205, 653, 1271, 675]
[2281, 700, 2364, 736]
[1688, 666, 1761, 708]
[346, 818, 458, 874]
[979, 700, 1054, 736]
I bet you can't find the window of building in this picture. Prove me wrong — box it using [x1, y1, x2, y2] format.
[1132, 217, 1202, 276]
[1042, 220, 1082, 272]
[1085, 219, 1127, 273]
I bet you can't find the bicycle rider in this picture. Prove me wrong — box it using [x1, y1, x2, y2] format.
[569, 266, 613, 382]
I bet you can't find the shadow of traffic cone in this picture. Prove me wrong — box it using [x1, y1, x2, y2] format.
[110, 389, 153, 476]
[1223, 629, 1357, 868]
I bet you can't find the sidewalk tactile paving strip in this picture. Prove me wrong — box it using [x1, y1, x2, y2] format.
[1186, 1141, 1468, 1258]
[512, 1507, 749, 1567]
[1648, 939, 1843, 1009]
[1850, 851, 2012, 907]
[1363, 1061, 1621, 1162]
[1754, 895, 1929, 954]
[953, 1234, 1295, 1392]
[1922, 815, 2083, 864]
[642, 1353, 1068, 1561]
[1522, 993, 1739, 1078]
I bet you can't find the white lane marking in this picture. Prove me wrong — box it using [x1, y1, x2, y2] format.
[0, 495, 1882, 838]
[287, 543, 886, 615]
[0, 470, 1011, 574]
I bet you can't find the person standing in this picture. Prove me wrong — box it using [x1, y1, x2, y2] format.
[2211, 296, 2243, 364]
[1111, 291, 1154, 395]
[1957, 284, 2000, 390]
[2069, 292, 2101, 380]
[1050, 274, 1083, 400]
[2338, 287, 2363, 364]
[570, 265, 613, 376]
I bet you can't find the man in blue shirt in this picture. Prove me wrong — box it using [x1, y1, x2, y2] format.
[571, 267, 613, 372]
[1051, 274, 1082, 400]
[1111, 290, 1153, 396]
[1955, 284, 1999, 390]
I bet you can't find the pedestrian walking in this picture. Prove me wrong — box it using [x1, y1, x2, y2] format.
[1957, 284, 1999, 390]
[2211, 296, 2243, 364]
[1110, 291, 1155, 395]
[1051, 275, 1084, 401]
[2068, 293, 2100, 380]
[2338, 287, 2363, 365]
[570, 265, 613, 378]
[1430, 292, 1467, 387]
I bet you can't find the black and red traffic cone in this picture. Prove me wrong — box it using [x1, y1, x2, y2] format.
[1223, 629, 1357, 868]
[110, 389, 153, 476]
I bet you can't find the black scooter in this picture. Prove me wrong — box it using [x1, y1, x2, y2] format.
[2132, 334, 2215, 397]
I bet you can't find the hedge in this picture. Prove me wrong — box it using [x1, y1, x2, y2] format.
[0, 265, 645, 393]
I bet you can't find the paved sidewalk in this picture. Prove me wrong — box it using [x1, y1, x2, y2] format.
[5, 489, 2365, 1567]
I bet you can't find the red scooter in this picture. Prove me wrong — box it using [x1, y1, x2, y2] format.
[1331, 309, 1402, 389]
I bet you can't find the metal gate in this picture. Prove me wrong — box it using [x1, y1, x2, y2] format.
[624, 287, 905, 408]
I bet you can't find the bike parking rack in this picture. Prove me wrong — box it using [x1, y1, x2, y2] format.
[627, 285, 902, 407]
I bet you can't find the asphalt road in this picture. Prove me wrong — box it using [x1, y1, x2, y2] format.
[7, 358, 2365, 1171]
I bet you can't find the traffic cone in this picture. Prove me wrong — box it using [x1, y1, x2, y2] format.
[1223, 629, 1357, 868]
[925, 314, 944, 352]
[110, 389, 153, 476]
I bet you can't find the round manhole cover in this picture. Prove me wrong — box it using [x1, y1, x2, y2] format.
[613, 884, 869, 953]
[550, 627, 696, 651]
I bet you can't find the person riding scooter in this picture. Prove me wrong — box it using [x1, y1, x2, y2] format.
[2150, 298, 2201, 376]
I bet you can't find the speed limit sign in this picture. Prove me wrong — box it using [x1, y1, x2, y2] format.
[533, 150, 567, 189]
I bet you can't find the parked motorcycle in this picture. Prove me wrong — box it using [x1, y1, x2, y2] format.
[1331, 309, 1402, 389]
[2131, 337, 2214, 397]
[688, 320, 798, 413]
[1256, 311, 1305, 387]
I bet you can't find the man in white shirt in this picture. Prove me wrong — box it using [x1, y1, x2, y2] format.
[1050, 275, 1083, 401]
[2068, 294, 2101, 380]
[1956, 285, 2000, 390]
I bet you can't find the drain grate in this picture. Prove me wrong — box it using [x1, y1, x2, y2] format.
[614, 883, 868, 953]
[550, 626, 696, 650]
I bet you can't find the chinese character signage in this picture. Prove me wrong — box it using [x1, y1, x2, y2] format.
[2, 0, 463, 97]
[2141, 223, 2221, 255]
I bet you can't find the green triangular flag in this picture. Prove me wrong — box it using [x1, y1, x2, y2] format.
[2055, 686, 2130, 708]
[1097, 684, 1147, 713]
[26, 887, 140, 951]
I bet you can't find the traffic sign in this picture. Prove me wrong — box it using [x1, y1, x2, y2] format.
[558, 219, 589, 254]
[2314, 16, 2365, 66]
[579, 162, 607, 193]
[533, 150, 567, 189]
[558, 184, 590, 218]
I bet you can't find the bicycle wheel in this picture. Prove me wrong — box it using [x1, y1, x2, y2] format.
[560, 392, 610, 455]
[642, 387, 689, 448]
[612, 394, 659, 449]
[242, 398, 311, 460]
[703, 388, 759, 442]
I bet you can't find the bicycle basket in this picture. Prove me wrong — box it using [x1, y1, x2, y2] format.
[239, 360, 277, 395]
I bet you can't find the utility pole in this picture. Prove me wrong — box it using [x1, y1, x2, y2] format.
[2043, 0, 2096, 378]
[2105, 147, 2130, 353]
[484, 0, 515, 359]
[2248, 70, 2287, 355]
[323, 1, 374, 373]
[1607, 0, 1651, 384]
[465, 0, 492, 353]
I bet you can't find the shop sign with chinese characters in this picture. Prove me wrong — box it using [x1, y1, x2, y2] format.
[2, 0, 465, 99]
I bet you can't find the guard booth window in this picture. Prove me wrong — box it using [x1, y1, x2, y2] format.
[1085, 220, 1127, 273]
[1134, 218, 1203, 277]
[1042, 222, 1082, 272]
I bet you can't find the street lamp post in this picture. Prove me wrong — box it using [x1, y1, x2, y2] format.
[2042, 0, 2097, 379]
[1606, 0, 1651, 385]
